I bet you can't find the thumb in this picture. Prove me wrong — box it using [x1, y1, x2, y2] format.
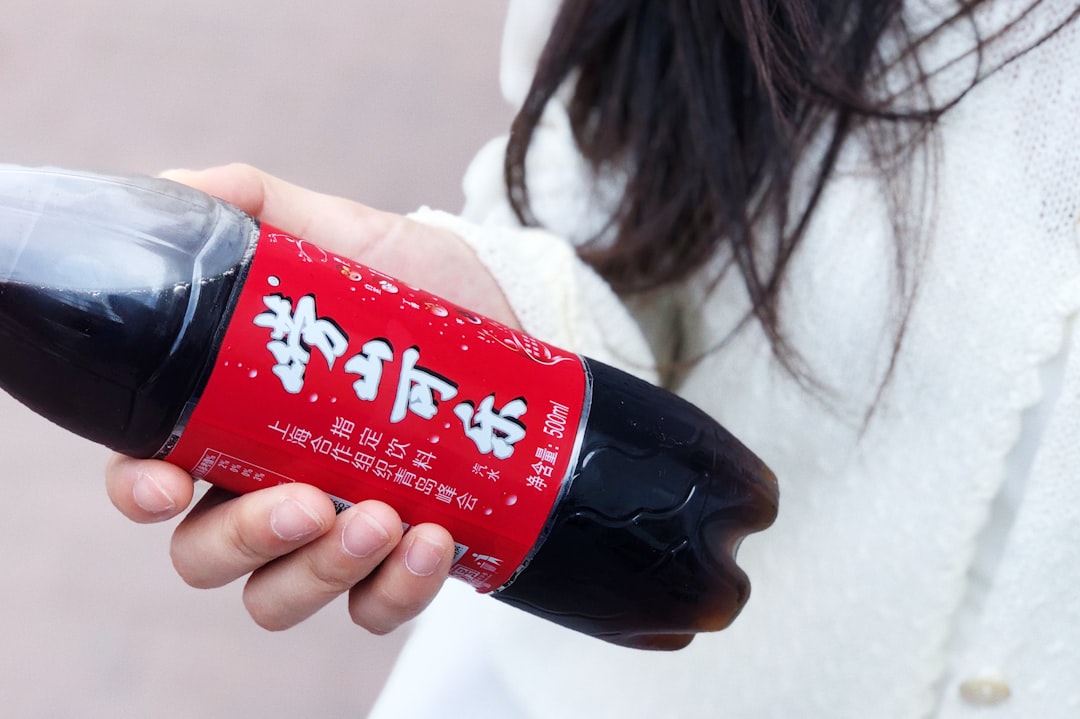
[157, 164, 397, 260]
[158, 164, 270, 219]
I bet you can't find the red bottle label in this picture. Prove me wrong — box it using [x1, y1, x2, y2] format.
[165, 225, 589, 592]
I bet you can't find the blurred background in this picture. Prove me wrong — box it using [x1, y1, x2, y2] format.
[0, 2, 512, 716]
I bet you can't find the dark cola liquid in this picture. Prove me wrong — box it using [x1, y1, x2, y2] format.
[493, 359, 778, 650]
[0, 270, 241, 457]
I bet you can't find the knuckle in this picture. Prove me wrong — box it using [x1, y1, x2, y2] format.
[348, 581, 432, 635]
[301, 552, 360, 597]
[350, 609, 398, 636]
[246, 608, 287, 632]
[224, 510, 276, 566]
[169, 547, 217, 590]
[222, 161, 260, 179]
[376, 582, 431, 621]
[179, 573, 217, 591]
[169, 531, 210, 588]
[220, 162, 269, 217]
[242, 593, 293, 632]
[353, 616, 394, 636]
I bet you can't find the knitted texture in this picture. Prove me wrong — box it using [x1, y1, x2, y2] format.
[384, 2, 1080, 717]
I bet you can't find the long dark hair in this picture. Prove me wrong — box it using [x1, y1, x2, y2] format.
[505, 0, 1079, 389]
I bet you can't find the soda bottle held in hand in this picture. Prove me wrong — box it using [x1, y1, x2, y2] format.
[0, 165, 778, 650]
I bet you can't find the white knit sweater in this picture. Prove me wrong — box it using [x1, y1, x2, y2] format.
[374, 2, 1080, 717]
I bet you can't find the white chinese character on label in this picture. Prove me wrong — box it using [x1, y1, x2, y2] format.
[255, 293, 348, 394]
[310, 436, 333, 455]
[535, 446, 559, 465]
[385, 438, 410, 460]
[344, 339, 393, 401]
[286, 427, 312, 447]
[526, 475, 548, 491]
[412, 450, 436, 471]
[331, 444, 354, 464]
[391, 347, 459, 423]
[194, 452, 218, 477]
[330, 417, 355, 439]
[357, 427, 383, 450]
[454, 395, 527, 459]
[353, 452, 376, 473]
[393, 468, 417, 487]
[373, 459, 396, 481]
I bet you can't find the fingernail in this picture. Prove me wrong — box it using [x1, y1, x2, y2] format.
[270, 498, 324, 541]
[404, 535, 447, 577]
[132, 470, 176, 515]
[341, 512, 391, 558]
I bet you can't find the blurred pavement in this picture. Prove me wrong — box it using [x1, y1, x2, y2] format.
[0, 3, 512, 717]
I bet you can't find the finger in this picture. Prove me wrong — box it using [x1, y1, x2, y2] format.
[160, 165, 520, 327]
[241, 500, 403, 631]
[170, 483, 336, 589]
[105, 454, 195, 523]
[347, 523, 455, 635]
[160, 164, 397, 256]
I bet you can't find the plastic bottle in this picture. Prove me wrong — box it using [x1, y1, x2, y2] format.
[0, 165, 777, 649]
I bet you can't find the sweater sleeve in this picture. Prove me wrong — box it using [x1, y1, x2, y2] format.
[406, 207, 654, 382]
[406, 1, 658, 383]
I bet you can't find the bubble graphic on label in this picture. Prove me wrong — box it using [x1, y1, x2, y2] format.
[505, 494, 518, 506]
[248, 369, 258, 379]
[426, 303, 449, 318]
[267, 275, 281, 288]
[379, 280, 399, 294]
[428, 435, 440, 444]
[461, 344, 470, 352]
[330, 397, 338, 404]
[339, 266, 363, 282]
[457, 309, 482, 325]
[308, 394, 319, 403]
[483, 508, 494, 516]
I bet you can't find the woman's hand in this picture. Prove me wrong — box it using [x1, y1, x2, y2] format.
[107, 458, 454, 633]
[105, 163, 519, 634]
[164, 164, 518, 326]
